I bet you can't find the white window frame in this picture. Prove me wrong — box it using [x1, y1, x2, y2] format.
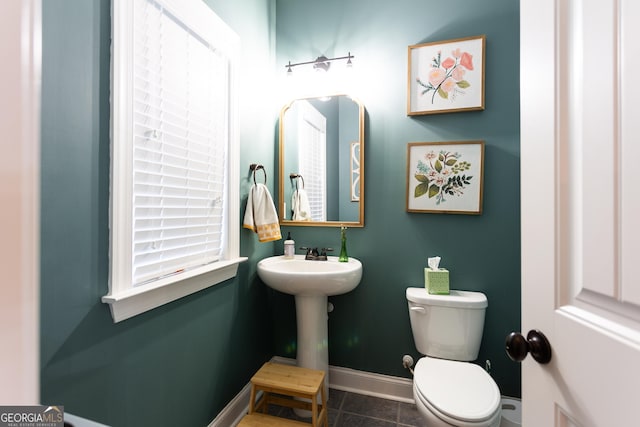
[102, 0, 245, 323]
[297, 100, 327, 221]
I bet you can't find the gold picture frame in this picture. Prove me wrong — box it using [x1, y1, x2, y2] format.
[407, 35, 486, 116]
[406, 141, 484, 214]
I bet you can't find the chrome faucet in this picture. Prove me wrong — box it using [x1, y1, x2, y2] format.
[301, 247, 333, 261]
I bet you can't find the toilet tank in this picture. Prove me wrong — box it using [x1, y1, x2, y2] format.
[406, 287, 488, 361]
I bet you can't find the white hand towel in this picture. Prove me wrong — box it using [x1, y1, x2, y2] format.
[291, 189, 312, 221]
[243, 183, 282, 242]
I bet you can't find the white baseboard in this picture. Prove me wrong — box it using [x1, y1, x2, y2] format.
[208, 382, 253, 427]
[208, 357, 415, 427]
[328, 364, 414, 404]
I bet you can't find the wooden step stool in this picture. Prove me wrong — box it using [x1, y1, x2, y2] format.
[238, 362, 328, 427]
[238, 413, 309, 427]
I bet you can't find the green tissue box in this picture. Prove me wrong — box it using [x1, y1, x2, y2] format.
[425, 268, 450, 295]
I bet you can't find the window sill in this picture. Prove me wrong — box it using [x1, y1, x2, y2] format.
[102, 257, 248, 322]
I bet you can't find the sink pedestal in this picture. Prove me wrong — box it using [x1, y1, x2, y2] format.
[295, 294, 329, 385]
[295, 294, 329, 417]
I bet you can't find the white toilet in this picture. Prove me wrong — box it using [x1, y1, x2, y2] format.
[406, 287, 502, 427]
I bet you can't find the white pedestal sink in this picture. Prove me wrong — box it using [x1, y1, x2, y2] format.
[257, 255, 363, 402]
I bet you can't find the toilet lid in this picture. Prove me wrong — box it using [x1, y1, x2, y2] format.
[414, 357, 501, 423]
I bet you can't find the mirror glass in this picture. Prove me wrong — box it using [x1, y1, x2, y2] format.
[278, 95, 364, 227]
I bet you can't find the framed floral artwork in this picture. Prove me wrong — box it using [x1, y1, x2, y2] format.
[406, 141, 484, 214]
[407, 35, 485, 116]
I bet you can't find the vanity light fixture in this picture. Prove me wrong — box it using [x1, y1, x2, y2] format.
[285, 52, 354, 74]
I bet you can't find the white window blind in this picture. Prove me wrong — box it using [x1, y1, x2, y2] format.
[104, 0, 244, 322]
[132, 0, 228, 286]
[297, 100, 327, 222]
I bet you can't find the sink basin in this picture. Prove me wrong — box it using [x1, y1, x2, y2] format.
[257, 255, 362, 296]
[257, 254, 363, 410]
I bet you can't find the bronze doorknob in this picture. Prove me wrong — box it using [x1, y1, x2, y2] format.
[505, 329, 552, 364]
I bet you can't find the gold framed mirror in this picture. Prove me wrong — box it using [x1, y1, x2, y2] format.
[278, 94, 364, 227]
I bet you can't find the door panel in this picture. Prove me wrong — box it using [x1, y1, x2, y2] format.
[0, 0, 41, 403]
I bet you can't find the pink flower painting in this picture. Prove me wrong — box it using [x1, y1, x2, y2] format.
[416, 46, 475, 104]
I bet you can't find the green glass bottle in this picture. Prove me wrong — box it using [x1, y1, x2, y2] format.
[339, 226, 348, 262]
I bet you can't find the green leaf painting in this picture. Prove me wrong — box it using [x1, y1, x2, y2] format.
[414, 181, 429, 198]
[413, 149, 473, 206]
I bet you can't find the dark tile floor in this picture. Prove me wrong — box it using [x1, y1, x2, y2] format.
[267, 388, 427, 427]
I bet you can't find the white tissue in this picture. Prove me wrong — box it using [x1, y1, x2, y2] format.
[428, 256, 441, 270]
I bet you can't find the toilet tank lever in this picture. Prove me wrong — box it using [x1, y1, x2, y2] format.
[410, 306, 426, 313]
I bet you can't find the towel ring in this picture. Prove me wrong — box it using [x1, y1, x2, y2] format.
[250, 164, 267, 185]
[289, 173, 305, 191]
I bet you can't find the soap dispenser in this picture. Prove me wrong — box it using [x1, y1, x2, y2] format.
[284, 232, 295, 259]
[339, 226, 348, 262]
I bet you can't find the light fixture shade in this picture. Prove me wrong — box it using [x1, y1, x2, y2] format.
[313, 61, 330, 72]
[286, 52, 354, 74]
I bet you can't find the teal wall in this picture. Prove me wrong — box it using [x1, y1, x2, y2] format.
[40, 0, 520, 425]
[274, 0, 521, 397]
[40, 0, 277, 426]
[337, 97, 360, 221]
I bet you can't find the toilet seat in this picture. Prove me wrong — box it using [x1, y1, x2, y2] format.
[414, 357, 501, 426]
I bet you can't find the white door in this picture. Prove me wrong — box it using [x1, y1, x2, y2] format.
[520, 0, 640, 425]
[0, 0, 41, 403]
